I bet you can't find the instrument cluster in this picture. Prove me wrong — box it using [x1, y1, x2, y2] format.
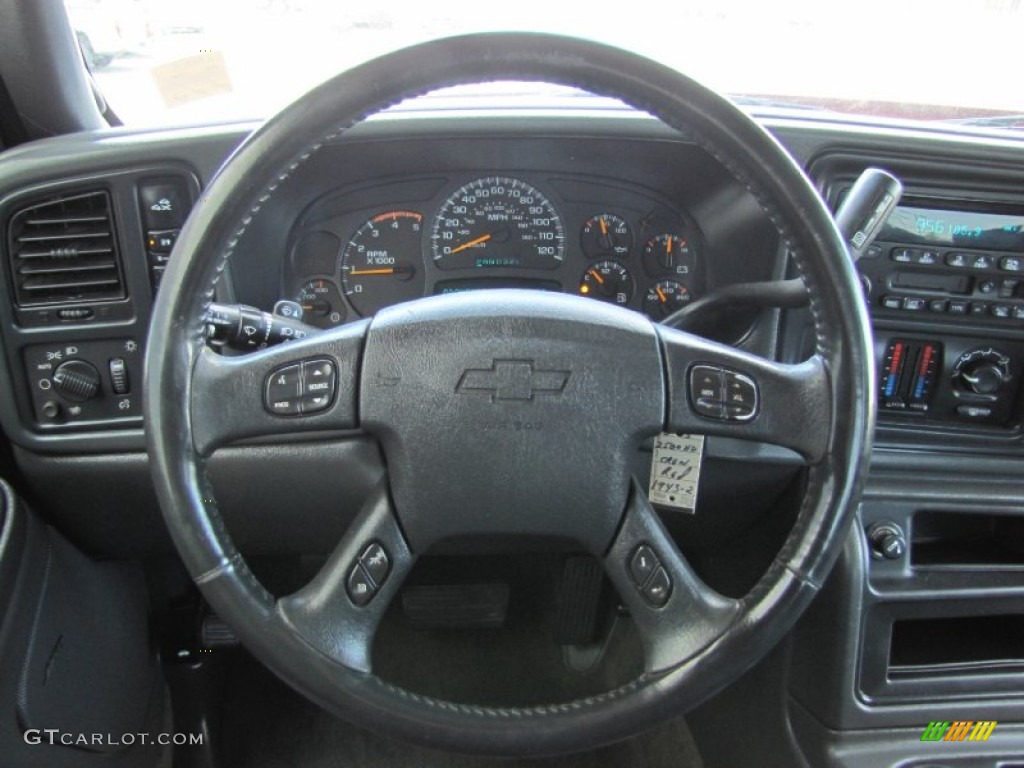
[283, 173, 708, 326]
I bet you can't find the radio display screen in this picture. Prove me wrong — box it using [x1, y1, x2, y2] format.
[880, 206, 1024, 251]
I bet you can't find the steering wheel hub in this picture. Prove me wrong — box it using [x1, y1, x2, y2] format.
[361, 290, 663, 553]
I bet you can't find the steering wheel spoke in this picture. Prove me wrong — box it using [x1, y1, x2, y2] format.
[190, 319, 368, 455]
[276, 482, 414, 674]
[605, 484, 740, 673]
[658, 325, 831, 462]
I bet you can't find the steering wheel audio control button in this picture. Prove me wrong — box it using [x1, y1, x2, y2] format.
[345, 542, 392, 606]
[629, 545, 660, 587]
[643, 568, 672, 608]
[264, 364, 302, 415]
[300, 359, 337, 413]
[346, 564, 377, 607]
[358, 542, 391, 585]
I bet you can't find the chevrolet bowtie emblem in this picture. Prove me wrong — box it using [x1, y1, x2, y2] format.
[456, 360, 570, 401]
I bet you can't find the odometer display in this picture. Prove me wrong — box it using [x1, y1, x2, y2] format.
[431, 177, 564, 270]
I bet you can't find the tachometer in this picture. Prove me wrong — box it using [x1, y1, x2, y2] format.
[431, 177, 564, 270]
[340, 210, 425, 316]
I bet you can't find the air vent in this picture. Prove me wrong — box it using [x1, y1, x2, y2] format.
[7, 190, 126, 307]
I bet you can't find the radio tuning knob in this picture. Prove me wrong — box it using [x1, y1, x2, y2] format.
[952, 349, 1010, 397]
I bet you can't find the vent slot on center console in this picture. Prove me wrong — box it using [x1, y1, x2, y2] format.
[7, 190, 126, 307]
[912, 510, 1024, 568]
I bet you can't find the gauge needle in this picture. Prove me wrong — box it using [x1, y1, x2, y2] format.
[349, 268, 395, 276]
[599, 217, 608, 236]
[656, 286, 667, 303]
[449, 233, 492, 255]
[587, 268, 605, 285]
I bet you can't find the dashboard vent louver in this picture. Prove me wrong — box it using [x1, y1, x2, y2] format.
[7, 190, 126, 306]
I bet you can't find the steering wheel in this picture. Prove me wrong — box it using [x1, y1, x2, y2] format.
[145, 33, 873, 756]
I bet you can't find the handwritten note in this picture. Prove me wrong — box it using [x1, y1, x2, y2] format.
[648, 432, 704, 512]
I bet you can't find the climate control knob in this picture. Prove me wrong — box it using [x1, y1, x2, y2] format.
[52, 360, 101, 402]
[952, 349, 1011, 397]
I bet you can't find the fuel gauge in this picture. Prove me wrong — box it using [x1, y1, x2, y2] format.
[579, 261, 634, 306]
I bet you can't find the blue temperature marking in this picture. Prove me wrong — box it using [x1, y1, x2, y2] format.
[914, 376, 926, 399]
[885, 373, 898, 397]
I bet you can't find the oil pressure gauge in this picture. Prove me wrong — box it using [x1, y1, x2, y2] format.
[581, 213, 632, 258]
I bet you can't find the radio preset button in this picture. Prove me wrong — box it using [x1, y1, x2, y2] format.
[1000, 256, 1023, 273]
[972, 254, 994, 270]
[916, 250, 939, 265]
[891, 248, 914, 263]
[991, 304, 1012, 319]
[945, 252, 970, 267]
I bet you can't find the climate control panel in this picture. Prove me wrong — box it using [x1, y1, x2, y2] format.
[876, 336, 1022, 426]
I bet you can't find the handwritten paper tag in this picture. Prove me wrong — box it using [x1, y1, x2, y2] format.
[648, 433, 704, 513]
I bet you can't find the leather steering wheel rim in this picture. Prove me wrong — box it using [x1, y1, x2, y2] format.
[144, 32, 874, 756]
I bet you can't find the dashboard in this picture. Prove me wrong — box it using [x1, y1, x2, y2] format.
[1, 104, 1024, 764]
[282, 172, 708, 326]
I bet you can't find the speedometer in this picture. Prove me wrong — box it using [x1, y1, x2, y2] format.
[431, 177, 564, 270]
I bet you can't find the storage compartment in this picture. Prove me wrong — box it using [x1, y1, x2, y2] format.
[912, 510, 1024, 568]
[889, 614, 1024, 678]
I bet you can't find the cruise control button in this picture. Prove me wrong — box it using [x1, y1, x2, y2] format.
[346, 564, 377, 607]
[689, 365, 723, 403]
[358, 542, 391, 586]
[642, 567, 672, 608]
[724, 372, 757, 409]
[724, 403, 756, 421]
[693, 398, 725, 419]
[629, 545, 660, 587]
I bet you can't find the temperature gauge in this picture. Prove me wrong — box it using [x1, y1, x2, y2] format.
[643, 280, 693, 320]
[579, 261, 634, 306]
